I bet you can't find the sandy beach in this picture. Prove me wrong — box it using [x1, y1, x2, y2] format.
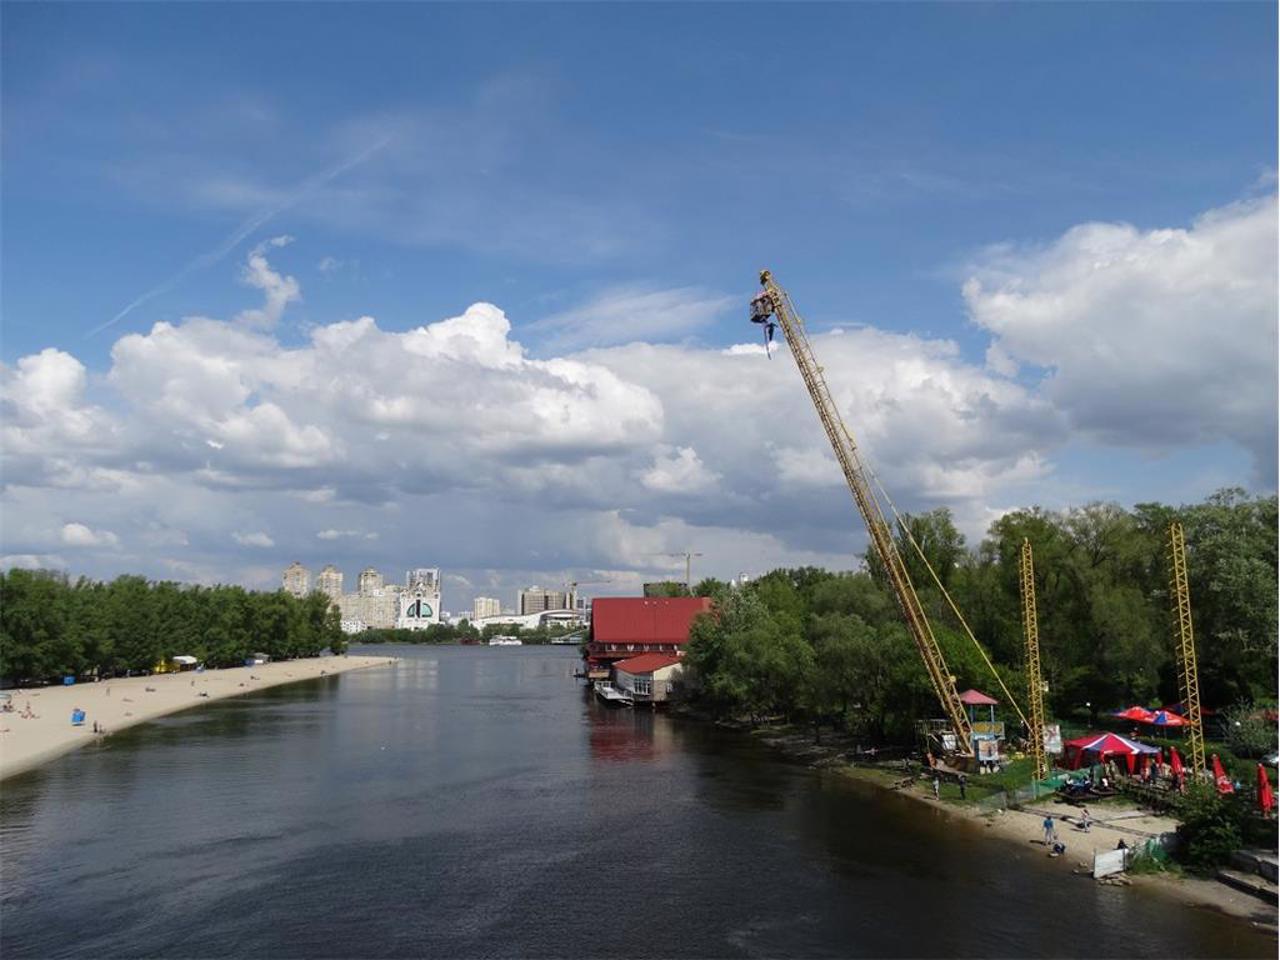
[0, 655, 396, 781]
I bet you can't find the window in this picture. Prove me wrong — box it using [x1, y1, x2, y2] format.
[633, 678, 652, 695]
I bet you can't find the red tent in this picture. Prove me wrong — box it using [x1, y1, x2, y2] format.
[1064, 732, 1159, 772]
[958, 689, 999, 706]
[1258, 764, 1274, 817]
[1212, 754, 1235, 794]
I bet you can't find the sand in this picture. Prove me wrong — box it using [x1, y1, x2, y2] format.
[862, 767, 1278, 930]
[0, 655, 396, 781]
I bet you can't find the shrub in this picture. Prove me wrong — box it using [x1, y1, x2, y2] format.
[1174, 784, 1243, 873]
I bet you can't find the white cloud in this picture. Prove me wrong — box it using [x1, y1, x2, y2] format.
[60, 522, 119, 548]
[964, 194, 1278, 480]
[531, 286, 733, 352]
[235, 236, 300, 327]
[641, 446, 720, 494]
[3, 195, 1272, 600]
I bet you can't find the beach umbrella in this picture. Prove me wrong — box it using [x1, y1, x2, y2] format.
[1146, 709, 1186, 727]
[1212, 754, 1235, 794]
[1258, 764, 1274, 816]
[1114, 706, 1155, 722]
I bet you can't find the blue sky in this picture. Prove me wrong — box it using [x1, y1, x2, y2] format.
[1, 3, 1276, 604]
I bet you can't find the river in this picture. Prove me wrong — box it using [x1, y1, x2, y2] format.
[0, 645, 1272, 958]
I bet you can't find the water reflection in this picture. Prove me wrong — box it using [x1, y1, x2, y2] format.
[0, 645, 1272, 960]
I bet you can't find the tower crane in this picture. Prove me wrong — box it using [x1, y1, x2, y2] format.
[663, 551, 704, 592]
[750, 270, 973, 754]
[1167, 521, 1206, 776]
[1019, 538, 1049, 782]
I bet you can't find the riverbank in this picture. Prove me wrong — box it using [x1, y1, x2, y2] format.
[748, 725, 1278, 935]
[0, 655, 396, 781]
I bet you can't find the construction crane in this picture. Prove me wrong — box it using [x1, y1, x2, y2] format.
[663, 551, 704, 592]
[750, 270, 973, 754]
[1167, 521, 1206, 776]
[1019, 538, 1049, 782]
[564, 579, 611, 611]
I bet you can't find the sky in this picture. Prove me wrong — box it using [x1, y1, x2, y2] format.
[2, 2, 1276, 612]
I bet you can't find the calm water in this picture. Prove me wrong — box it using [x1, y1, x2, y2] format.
[0, 645, 1273, 959]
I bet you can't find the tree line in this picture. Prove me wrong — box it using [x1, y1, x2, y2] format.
[0, 571, 347, 682]
[683, 488, 1277, 747]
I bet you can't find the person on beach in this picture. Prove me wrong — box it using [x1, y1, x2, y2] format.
[958, 774, 967, 800]
[1042, 815, 1055, 844]
[932, 775, 940, 800]
[1079, 806, 1093, 832]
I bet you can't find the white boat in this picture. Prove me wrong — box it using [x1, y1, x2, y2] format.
[487, 636, 522, 646]
[593, 681, 633, 707]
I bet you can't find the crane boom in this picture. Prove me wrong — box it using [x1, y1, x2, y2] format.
[1168, 521, 1206, 776]
[751, 270, 973, 754]
[1019, 538, 1049, 782]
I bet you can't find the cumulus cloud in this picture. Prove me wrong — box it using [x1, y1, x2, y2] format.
[60, 522, 119, 548]
[964, 194, 1278, 480]
[2, 195, 1272, 600]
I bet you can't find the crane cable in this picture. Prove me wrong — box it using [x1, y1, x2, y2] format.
[861, 460, 1032, 732]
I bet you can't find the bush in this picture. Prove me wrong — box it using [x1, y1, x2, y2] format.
[1222, 701, 1278, 758]
[1174, 784, 1243, 873]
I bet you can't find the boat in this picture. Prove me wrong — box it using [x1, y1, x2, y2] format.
[487, 636, 522, 646]
[593, 681, 633, 708]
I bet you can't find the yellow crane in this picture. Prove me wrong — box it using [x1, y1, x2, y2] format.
[1018, 538, 1049, 782]
[1167, 521, 1206, 776]
[750, 269, 973, 754]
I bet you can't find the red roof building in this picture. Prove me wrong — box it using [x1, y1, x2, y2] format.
[586, 597, 713, 667]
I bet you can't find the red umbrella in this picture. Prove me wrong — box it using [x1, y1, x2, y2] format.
[1258, 764, 1274, 816]
[1212, 754, 1235, 794]
[1145, 709, 1186, 727]
[1115, 706, 1155, 722]
[1170, 747, 1184, 777]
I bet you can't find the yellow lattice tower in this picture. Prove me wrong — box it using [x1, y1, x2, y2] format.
[753, 271, 973, 753]
[1168, 521, 1206, 776]
[1019, 538, 1049, 782]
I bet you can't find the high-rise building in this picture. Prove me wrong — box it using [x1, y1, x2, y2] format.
[399, 568, 442, 629]
[357, 567, 385, 597]
[282, 562, 310, 598]
[473, 597, 501, 620]
[317, 564, 344, 600]
[519, 587, 568, 615]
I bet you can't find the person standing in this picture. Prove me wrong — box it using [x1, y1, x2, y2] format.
[932, 775, 940, 800]
[1042, 815, 1055, 845]
[958, 774, 967, 800]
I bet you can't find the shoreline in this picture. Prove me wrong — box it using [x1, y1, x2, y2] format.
[0, 655, 397, 781]
[746, 725, 1278, 936]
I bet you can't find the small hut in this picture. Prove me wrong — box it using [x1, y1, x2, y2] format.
[958, 688, 1004, 771]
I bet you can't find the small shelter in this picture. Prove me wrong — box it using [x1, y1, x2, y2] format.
[958, 689, 1003, 767]
[1064, 732, 1159, 772]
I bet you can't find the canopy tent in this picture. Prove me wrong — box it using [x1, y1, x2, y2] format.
[1143, 709, 1186, 727]
[1114, 706, 1155, 722]
[1064, 732, 1159, 772]
[171, 655, 199, 666]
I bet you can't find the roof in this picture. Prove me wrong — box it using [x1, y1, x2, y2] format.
[1064, 732, 1159, 755]
[614, 653, 683, 675]
[591, 597, 713, 645]
[958, 688, 999, 706]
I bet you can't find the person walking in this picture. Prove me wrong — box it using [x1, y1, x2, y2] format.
[932, 775, 940, 800]
[958, 774, 967, 800]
